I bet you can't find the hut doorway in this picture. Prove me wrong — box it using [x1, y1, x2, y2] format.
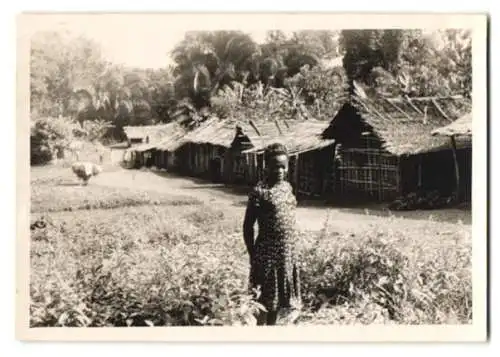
[144, 151, 154, 168]
[210, 157, 222, 182]
[233, 154, 247, 184]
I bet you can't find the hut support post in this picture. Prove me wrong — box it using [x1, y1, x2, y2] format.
[294, 154, 300, 197]
[418, 155, 423, 189]
[450, 136, 460, 202]
[253, 153, 258, 184]
[396, 156, 401, 197]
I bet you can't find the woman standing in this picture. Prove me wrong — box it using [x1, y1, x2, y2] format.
[243, 143, 302, 325]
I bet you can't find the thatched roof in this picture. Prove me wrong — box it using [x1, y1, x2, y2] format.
[346, 92, 472, 155]
[123, 124, 176, 142]
[107, 142, 130, 149]
[155, 124, 190, 151]
[181, 118, 237, 148]
[131, 142, 158, 153]
[163, 117, 295, 150]
[243, 120, 333, 155]
[431, 112, 472, 137]
[234, 119, 295, 149]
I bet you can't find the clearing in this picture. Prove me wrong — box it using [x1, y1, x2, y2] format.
[29, 165, 472, 326]
[87, 167, 471, 232]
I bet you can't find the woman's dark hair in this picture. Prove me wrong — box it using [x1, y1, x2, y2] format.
[264, 143, 288, 163]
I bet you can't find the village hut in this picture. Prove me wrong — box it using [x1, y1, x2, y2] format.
[170, 118, 236, 181]
[243, 119, 335, 199]
[166, 117, 293, 184]
[151, 122, 189, 171]
[123, 124, 178, 169]
[322, 91, 472, 203]
[431, 112, 473, 202]
[226, 119, 295, 185]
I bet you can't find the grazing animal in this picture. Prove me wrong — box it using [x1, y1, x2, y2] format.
[71, 162, 103, 185]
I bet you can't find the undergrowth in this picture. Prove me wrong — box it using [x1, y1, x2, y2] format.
[30, 168, 472, 326]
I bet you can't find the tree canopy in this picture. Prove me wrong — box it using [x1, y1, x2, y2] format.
[30, 28, 472, 142]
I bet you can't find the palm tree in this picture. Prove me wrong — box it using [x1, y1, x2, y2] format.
[171, 31, 261, 108]
[71, 66, 157, 141]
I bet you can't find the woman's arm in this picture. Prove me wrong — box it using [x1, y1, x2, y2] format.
[243, 192, 258, 259]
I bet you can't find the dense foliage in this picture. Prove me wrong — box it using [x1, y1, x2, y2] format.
[30, 116, 112, 165]
[30, 28, 472, 164]
[339, 29, 472, 97]
[30, 168, 472, 326]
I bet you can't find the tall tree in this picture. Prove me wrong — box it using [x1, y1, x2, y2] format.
[146, 67, 177, 122]
[339, 29, 472, 97]
[397, 29, 472, 97]
[171, 31, 261, 108]
[259, 30, 341, 87]
[285, 64, 349, 121]
[339, 29, 407, 87]
[30, 31, 106, 118]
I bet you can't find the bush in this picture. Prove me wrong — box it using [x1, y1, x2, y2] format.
[30, 172, 472, 326]
[30, 117, 79, 165]
[297, 220, 472, 324]
[30, 205, 263, 327]
[30, 116, 113, 166]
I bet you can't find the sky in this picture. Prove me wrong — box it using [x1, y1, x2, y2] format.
[24, 14, 295, 69]
[22, 14, 463, 69]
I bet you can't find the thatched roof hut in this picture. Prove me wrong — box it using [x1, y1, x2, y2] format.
[430, 112, 473, 202]
[181, 117, 237, 148]
[322, 92, 473, 202]
[230, 118, 294, 151]
[431, 112, 472, 137]
[123, 123, 186, 169]
[164, 117, 296, 181]
[155, 123, 190, 152]
[243, 119, 332, 155]
[123, 124, 176, 146]
[240, 119, 336, 198]
[325, 92, 472, 155]
[164, 117, 295, 151]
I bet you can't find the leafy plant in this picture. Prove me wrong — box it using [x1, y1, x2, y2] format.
[30, 169, 472, 327]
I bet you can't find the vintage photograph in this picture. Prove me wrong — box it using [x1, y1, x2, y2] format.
[17, 13, 487, 341]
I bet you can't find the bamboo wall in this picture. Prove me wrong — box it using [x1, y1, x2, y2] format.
[337, 136, 401, 202]
[151, 150, 177, 171]
[287, 145, 336, 200]
[182, 143, 227, 181]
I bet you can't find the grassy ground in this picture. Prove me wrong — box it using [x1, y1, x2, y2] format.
[29, 166, 472, 326]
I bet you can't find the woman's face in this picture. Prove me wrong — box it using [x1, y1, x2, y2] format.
[267, 154, 288, 183]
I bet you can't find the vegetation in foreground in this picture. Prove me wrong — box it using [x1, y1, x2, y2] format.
[30, 169, 472, 327]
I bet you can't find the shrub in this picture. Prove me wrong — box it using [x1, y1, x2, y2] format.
[30, 117, 79, 165]
[30, 173, 472, 326]
[30, 116, 112, 166]
[30, 204, 263, 327]
[297, 219, 472, 324]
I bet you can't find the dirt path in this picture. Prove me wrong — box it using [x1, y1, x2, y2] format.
[91, 168, 471, 232]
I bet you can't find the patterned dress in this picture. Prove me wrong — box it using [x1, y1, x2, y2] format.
[247, 180, 302, 313]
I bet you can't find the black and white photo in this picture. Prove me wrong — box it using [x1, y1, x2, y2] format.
[16, 12, 488, 342]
